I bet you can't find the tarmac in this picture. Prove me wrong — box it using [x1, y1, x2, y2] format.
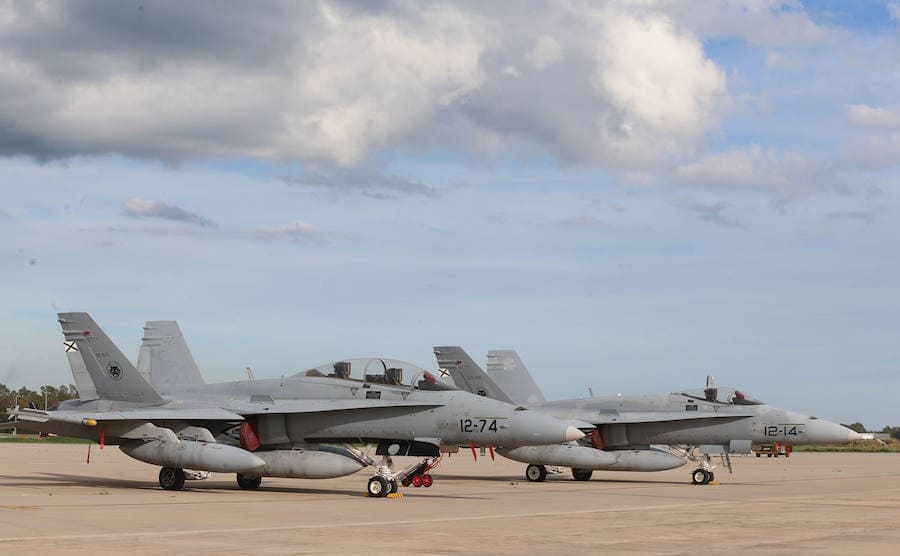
[1, 444, 898, 555]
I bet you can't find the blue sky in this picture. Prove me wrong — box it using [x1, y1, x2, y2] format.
[1, 1, 898, 428]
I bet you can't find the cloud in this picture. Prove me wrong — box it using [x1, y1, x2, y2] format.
[281, 167, 436, 198]
[838, 134, 900, 170]
[246, 220, 322, 241]
[890, 2, 900, 21]
[122, 198, 216, 227]
[0, 1, 736, 173]
[825, 208, 882, 223]
[674, 145, 836, 195]
[671, 197, 744, 228]
[846, 104, 900, 130]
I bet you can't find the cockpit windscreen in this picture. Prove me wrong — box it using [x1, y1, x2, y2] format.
[295, 358, 456, 391]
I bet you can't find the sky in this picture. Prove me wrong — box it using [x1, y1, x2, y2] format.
[1, 0, 898, 428]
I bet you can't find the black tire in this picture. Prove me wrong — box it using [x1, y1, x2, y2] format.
[767, 454, 773, 458]
[572, 468, 593, 481]
[236, 474, 262, 490]
[368, 476, 388, 497]
[525, 464, 547, 482]
[708, 472, 715, 483]
[756, 453, 761, 457]
[159, 467, 186, 491]
[389, 479, 399, 494]
[691, 468, 709, 485]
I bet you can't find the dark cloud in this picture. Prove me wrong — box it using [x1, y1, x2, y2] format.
[671, 197, 745, 228]
[122, 198, 216, 227]
[281, 168, 436, 198]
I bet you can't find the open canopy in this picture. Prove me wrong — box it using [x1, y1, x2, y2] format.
[675, 386, 763, 405]
[296, 358, 456, 391]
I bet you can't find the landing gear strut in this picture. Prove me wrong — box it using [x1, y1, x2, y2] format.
[526, 464, 547, 482]
[159, 467, 186, 491]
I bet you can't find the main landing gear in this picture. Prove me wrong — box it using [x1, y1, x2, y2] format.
[237, 473, 262, 490]
[159, 467, 185, 491]
[571, 468, 593, 481]
[526, 464, 547, 482]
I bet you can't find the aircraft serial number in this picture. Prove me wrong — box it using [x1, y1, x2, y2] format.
[459, 419, 498, 433]
[764, 425, 805, 437]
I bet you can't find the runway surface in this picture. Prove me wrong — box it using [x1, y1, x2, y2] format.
[1, 445, 898, 554]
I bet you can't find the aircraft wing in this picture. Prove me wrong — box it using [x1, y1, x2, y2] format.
[544, 409, 756, 426]
[6, 406, 246, 424]
[225, 399, 443, 415]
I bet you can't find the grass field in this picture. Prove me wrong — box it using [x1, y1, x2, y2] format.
[0, 433, 92, 444]
[793, 439, 900, 453]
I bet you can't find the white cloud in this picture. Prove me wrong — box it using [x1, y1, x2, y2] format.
[889, 2, 900, 21]
[0, 1, 732, 173]
[846, 104, 900, 130]
[247, 220, 322, 241]
[675, 145, 835, 194]
[838, 134, 900, 170]
[526, 35, 562, 70]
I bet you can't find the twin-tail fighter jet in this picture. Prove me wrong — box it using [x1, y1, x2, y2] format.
[434, 347, 861, 485]
[2, 313, 583, 497]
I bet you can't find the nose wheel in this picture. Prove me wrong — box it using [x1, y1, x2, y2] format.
[236, 473, 262, 490]
[571, 468, 593, 481]
[691, 468, 714, 485]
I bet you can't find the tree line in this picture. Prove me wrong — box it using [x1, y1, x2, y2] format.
[0, 383, 79, 421]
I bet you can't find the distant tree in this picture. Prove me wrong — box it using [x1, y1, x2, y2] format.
[882, 426, 900, 440]
[842, 422, 867, 433]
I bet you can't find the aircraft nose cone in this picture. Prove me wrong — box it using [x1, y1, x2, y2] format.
[807, 419, 860, 444]
[508, 410, 585, 446]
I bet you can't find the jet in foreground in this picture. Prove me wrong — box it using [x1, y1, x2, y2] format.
[434, 347, 861, 484]
[1, 313, 582, 497]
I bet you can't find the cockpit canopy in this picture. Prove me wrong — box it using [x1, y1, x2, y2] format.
[676, 386, 763, 405]
[296, 358, 456, 391]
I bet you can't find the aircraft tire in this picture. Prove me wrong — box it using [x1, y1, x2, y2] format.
[389, 479, 399, 494]
[368, 476, 389, 497]
[159, 467, 186, 491]
[691, 468, 710, 485]
[571, 468, 593, 481]
[526, 464, 547, 482]
[708, 472, 715, 483]
[236, 474, 262, 490]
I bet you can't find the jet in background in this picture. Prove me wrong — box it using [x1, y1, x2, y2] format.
[434, 346, 861, 484]
[1, 314, 583, 498]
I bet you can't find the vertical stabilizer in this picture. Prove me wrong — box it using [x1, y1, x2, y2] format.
[137, 321, 206, 394]
[486, 350, 546, 405]
[57, 313, 163, 404]
[432, 346, 514, 404]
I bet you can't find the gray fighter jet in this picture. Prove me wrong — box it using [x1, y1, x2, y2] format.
[1, 313, 583, 497]
[434, 346, 861, 485]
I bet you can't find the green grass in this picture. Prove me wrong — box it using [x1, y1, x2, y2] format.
[0, 434, 92, 444]
[793, 440, 900, 453]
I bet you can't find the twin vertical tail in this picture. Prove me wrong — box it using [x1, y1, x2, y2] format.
[432, 346, 514, 404]
[137, 321, 206, 394]
[486, 350, 546, 405]
[58, 313, 163, 405]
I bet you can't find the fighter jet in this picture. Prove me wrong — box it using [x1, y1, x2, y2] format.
[434, 346, 861, 485]
[1, 313, 583, 498]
